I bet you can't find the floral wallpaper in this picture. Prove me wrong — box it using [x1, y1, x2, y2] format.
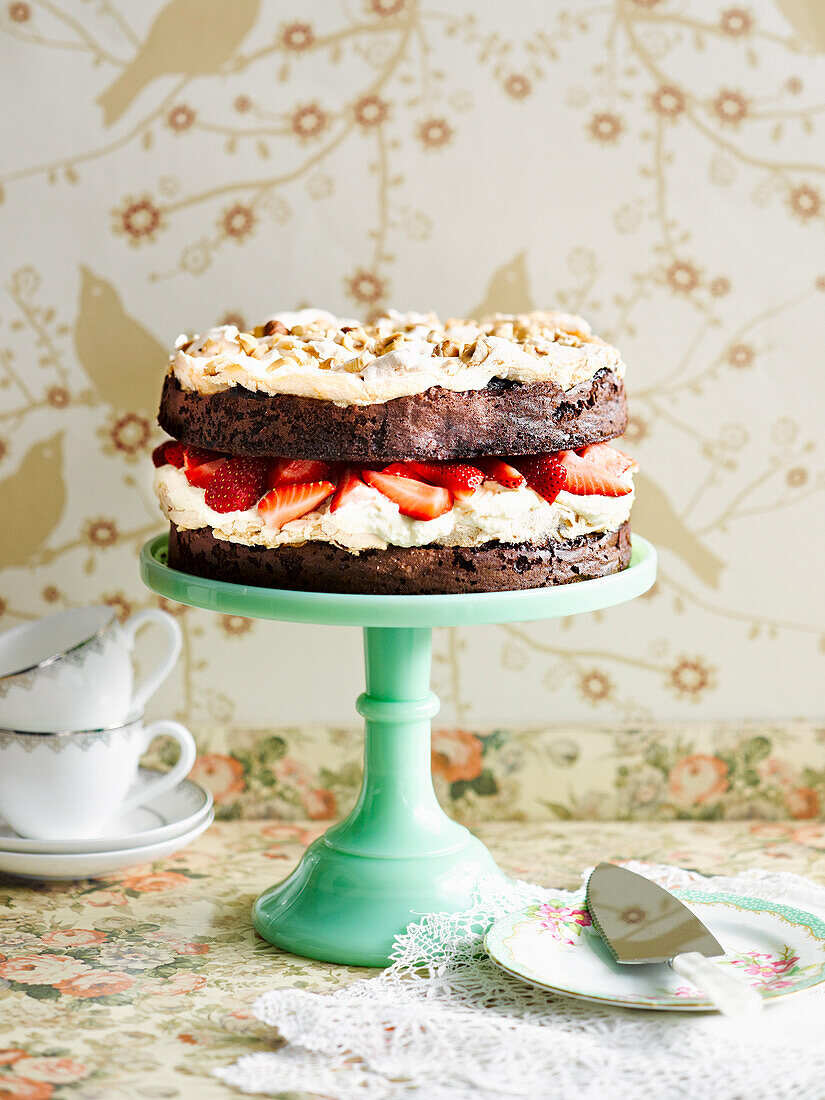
[0, 0, 824, 729]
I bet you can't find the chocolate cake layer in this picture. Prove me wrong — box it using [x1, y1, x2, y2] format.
[159, 369, 626, 462]
[167, 522, 631, 595]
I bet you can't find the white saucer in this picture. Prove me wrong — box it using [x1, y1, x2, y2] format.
[485, 888, 825, 1011]
[0, 769, 212, 854]
[0, 810, 214, 880]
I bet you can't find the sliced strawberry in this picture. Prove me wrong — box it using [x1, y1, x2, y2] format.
[558, 443, 634, 497]
[330, 468, 364, 513]
[380, 463, 420, 479]
[204, 457, 269, 513]
[152, 440, 185, 468]
[405, 461, 484, 500]
[515, 453, 567, 505]
[474, 458, 525, 489]
[183, 446, 226, 488]
[267, 458, 337, 489]
[184, 445, 224, 467]
[576, 443, 637, 476]
[258, 481, 335, 530]
[363, 470, 452, 520]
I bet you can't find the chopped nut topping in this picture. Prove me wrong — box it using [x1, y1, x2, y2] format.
[432, 339, 459, 358]
[340, 327, 370, 351]
[236, 332, 258, 354]
[376, 333, 406, 354]
[467, 337, 491, 366]
[553, 330, 583, 347]
[179, 308, 612, 387]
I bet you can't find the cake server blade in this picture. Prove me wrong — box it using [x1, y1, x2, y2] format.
[586, 862, 763, 1016]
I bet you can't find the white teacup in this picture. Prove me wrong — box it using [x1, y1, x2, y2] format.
[0, 713, 197, 840]
[0, 606, 182, 732]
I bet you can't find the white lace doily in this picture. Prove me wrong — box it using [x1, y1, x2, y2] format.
[216, 863, 825, 1099]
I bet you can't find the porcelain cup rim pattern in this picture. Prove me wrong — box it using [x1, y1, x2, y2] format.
[0, 708, 145, 739]
[0, 606, 182, 733]
[0, 711, 198, 838]
[0, 605, 116, 684]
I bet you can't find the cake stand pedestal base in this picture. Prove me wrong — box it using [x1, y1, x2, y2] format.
[140, 532, 656, 968]
[253, 626, 503, 967]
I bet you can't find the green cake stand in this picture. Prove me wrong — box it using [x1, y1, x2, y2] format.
[140, 533, 656, 967]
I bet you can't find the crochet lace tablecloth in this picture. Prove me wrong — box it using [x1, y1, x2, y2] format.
[218, 862, 825, 1100]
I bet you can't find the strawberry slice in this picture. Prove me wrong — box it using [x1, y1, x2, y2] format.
[363, 470, 452, 520]
[405, 461, 483, 501]
[267, 458, 336, 488]
[152, 440, 185, 469]
[204, 457, 269, 513]
[330, 468, 364, 513]
[380, 463, 420, 479]
[258, 481, 335, 530]
[183, 446, 226, 488]
[515, 453, 567, 505]
[474, 458, 525, 489]
[576, 443, 636, 476]
[558, 444, 634, 497]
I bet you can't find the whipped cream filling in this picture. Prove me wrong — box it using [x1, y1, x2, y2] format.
[170, 308, 625, 408]
[154, 466, 634, 554]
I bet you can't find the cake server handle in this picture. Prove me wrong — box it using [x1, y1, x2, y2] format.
[671, 952, 764, 1017]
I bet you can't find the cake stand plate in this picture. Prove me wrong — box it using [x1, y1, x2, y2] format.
[141, 533, 656, 967]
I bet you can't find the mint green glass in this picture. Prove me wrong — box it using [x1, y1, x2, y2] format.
[141, 533, 656, 966]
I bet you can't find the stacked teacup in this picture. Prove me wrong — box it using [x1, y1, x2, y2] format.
[0, 607, 213, 880]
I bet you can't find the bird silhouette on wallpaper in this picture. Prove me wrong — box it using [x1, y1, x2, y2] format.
[631, 471, 725, 588]
[74, 266, 165, 418]
[470, 251, 535, 317]
[773, 0, 825, 50]
[0, 433, 65, 569]
[96, 0, 260, 126]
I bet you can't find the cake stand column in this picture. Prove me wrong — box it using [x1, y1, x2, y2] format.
[251, 624, 504, 967]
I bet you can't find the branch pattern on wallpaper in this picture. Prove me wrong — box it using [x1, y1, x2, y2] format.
[0, 0, 823, 725]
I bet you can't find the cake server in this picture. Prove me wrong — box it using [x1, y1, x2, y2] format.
[586, 862, 763, 1017]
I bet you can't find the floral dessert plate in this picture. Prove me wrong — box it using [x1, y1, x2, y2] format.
[0, 771, 212, 854]
[484, 890, 825, 1011]
[0, 811, 213, 881]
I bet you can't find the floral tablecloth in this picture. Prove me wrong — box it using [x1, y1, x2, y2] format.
[3, 819, 825, 1099]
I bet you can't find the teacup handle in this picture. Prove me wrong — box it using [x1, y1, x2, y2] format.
[121, 719, 197, 814]
[123, 609, 183, 713]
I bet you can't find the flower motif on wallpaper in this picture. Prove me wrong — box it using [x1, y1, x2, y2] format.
[788, 184, 822, 222]
[587, 112, 624, 144]
[650, 84, 686, 119]
[219, 203, 257, 242]
[577, 669, 614, 704]
[290, 102, 329, 141]
[353, 94, 390, 130]
[281, 21, 315, 52]
[99, 411, 151, 460]
[710, 88, 750, 127]
[112, 195, 165, 246]
[416, 117, 453, 149]
[503, 73, 531, 100]
[345, 268, 386, 305]
[165, 104, 196, 133]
